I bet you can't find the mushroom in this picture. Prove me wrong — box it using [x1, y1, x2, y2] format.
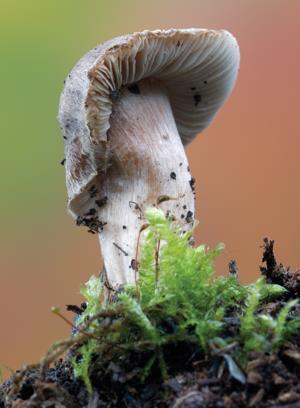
[58, 28, 240, 290]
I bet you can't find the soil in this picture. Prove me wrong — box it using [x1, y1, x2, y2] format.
[1, 239, 300, 408]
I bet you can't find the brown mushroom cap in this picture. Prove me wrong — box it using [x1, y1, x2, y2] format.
[58, 28, 240, 217]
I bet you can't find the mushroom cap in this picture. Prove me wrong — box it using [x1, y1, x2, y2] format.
[58, 28, 240, 216]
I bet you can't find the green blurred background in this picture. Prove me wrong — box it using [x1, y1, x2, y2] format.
[1, 0, 300, 378]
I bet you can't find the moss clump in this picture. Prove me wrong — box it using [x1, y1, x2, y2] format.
[70, 208, 299, 393]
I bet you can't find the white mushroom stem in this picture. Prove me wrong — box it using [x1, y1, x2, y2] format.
[96, 79, 195, 288]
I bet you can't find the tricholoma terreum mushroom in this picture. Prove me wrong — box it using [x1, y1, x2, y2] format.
[58, 28, 240, 290]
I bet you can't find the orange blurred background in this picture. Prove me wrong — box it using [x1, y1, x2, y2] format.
[1, 0, 300, 378]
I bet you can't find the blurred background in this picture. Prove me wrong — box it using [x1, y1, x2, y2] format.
[1, 0, 299, 378]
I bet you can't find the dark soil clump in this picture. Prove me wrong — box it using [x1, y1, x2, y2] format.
[261, 238, 300, 299]
[1, 240, 300, 408]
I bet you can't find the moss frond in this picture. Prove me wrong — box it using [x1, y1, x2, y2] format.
[273, 299, 299, 349]
[72, 339, 97, 394]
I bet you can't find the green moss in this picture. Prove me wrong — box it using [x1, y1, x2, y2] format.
[72, 207, 300, 393]
[77, 275, 103, 327]
[72, 339, 97, 394]
[273, 299, 299, 348]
